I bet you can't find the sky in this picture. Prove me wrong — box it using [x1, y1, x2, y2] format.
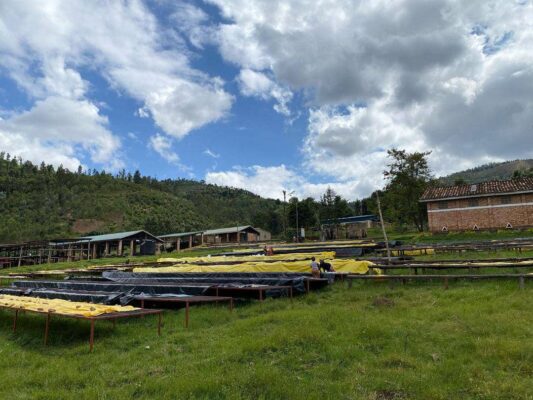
[1, 0, 532, 201]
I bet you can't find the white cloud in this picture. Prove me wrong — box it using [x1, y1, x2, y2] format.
[209, 0, 533, 195]
[203, 148, 220, 158]
[0, 96, 122, 170]
[148, 134, 179, 164]
[205, 164, 375, 200]
[0, 0, 234, 167]
[237, 69, 292, 116]
[170, 2, 215, 49]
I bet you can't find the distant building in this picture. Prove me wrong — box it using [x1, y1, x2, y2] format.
[420, 178, 533, 232]
[254, 228, 272, 242]
[158, 231, 204, 252]
[320, 215, 379, 240]
[203, 226, 260, 244]
[158, 225, 262, 251]
[80, 230, 163, 258]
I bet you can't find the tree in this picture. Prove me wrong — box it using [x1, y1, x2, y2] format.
[133, 170, 142, 184]
[382, 148, 432, 231]
[513, 168, 533, 179]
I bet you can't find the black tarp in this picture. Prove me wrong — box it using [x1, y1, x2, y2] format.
[102, 271, 322, 293]
[12, 280, 211, 297]
[10, 279, 303, 302]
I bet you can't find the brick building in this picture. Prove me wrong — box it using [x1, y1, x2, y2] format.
[420, 178, 533, 232]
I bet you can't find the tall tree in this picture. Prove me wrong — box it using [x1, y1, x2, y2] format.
[382, 148, 432, 231]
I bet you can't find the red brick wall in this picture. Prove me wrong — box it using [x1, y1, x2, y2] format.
[426, 193, 533, 232]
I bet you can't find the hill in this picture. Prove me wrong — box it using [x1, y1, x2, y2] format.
[0, 154, 283, 242]
[439, 159, 533, 185]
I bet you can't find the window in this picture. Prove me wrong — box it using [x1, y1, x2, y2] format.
[468, 199, 479, 207]
[438, 201, 448, 210]
[500, 196, 513, 205]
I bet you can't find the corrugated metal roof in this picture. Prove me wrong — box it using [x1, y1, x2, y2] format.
[158, 231, 204, 239]
[420, 177, 533, 201]
[80, 230, 162, 242]
[322, 215, 379, 225]
[204, 226, 259, 235]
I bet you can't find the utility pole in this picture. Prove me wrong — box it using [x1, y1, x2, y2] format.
[295, 197, 299, 243]
[282, 190, 287, 238]
[376, 191, 391, 263]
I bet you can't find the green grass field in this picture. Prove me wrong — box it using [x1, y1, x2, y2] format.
[0, 278, 531, 399]
[0, 243, 532, 399]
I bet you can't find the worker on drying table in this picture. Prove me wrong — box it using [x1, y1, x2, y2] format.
[310, 257, 320, 278]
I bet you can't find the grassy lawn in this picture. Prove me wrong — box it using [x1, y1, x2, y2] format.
[0, 279, 531, 399]
[366, 227, 533, 244]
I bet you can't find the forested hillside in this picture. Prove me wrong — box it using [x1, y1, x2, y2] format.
[440, 159, 533, 185]
[0, 154, 283, 242]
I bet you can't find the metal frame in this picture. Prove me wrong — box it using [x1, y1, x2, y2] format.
[3, 306, 162, 352]
[135, 295, 233, 328]
[212, 285, 293, 301]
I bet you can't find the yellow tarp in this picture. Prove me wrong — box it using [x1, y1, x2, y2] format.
[230, 241, 377, 254]
[391, 249, 435, 256]
[157, 252, 336, 264]
[0, 295, 138, 317]
[232, 240, 371, 251]
[135, 259, 375, 274]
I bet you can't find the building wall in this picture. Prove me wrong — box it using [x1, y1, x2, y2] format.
[255, 229, 271, 241]
[204, 231, 259, 243]
[426, 193, 533, 232]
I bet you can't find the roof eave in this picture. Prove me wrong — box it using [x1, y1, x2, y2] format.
[419, 189, 533, 202]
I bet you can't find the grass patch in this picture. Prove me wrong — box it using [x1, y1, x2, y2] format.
[0, 281, 530, 399]
[366, 227, 533, 244]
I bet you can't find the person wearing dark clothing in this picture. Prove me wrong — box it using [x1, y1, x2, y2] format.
[319, 260, 334, 273]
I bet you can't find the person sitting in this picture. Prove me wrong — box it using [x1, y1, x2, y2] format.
[310, 257, 320, 278]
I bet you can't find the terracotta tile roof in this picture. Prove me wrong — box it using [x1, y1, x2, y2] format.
[420, 177, 533, 201]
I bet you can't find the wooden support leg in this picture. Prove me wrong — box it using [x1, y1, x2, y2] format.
[306, 279, 310, 294]
[13, 310, 18, 332]
[44, 313, 51, 346]
[158, 313, 162, 336]
[519, 276, 525, 290]
[444, 276, 449, 290]
[259, 289, 264, 302]
[229, 298, 234, 312]
[89, 319, 95, 353]
[185, 301, 190, 329]
[348, 279, 353, 289]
